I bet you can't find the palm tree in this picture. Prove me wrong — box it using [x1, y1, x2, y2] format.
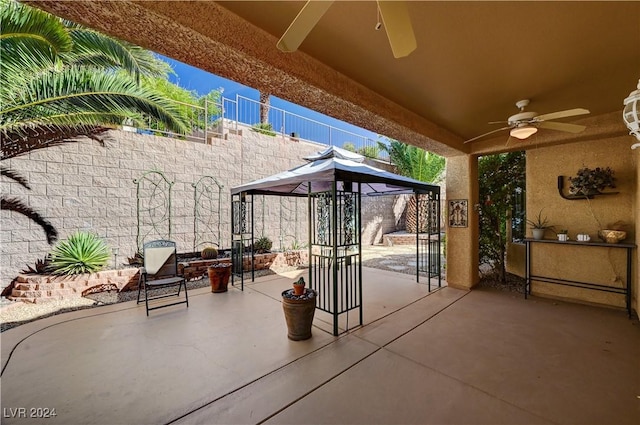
[379, 139, 445, 233]
[259, 91, 270, 124]
[0, 0, 190, 243]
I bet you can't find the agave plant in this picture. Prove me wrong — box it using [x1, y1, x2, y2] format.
[49, 231, 110, 275]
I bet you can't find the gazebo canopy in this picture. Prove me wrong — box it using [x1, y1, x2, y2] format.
[230, 146, 439, 196]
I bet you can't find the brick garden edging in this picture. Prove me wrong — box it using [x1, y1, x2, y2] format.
[8, 251, 309, 303]
[180, 251, 309, 280]
[9, 268, 140, 304]
[382, 233, 418, 246]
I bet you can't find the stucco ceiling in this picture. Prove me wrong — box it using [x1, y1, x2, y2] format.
[220, 1, 639, 137]
[26, 1, 640, 156]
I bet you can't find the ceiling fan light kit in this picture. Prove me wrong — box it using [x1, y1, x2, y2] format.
[510, 125, 538, 140]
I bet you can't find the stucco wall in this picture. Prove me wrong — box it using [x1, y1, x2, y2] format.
[444, 155, 480, 289]
[525, 137, 637, 310]
[1, 128, 406, 288]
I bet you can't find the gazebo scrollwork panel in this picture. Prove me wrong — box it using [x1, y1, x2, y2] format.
[417, 190, 442, 286]
[309, 182, 362, 336]
[231, 193, 253, 285]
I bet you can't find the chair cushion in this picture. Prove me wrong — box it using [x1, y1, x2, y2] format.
[144, 246, 176, 275]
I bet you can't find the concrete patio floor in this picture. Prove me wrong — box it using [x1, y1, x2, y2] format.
[1, 267, 638, 425]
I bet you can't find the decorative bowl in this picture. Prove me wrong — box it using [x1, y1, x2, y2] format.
[598, 230, 627, 244]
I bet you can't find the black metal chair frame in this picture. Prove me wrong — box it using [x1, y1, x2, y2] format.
[137, 240, 189, 315]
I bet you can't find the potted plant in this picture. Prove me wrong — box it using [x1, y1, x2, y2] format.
[281, 277, 317, 341]
[292, 276, 305, 296]
[569, 167, 616, 196]
[208, 263, 231, 292]
[526, 210, 554, 240]
[556, 229, 569, 242]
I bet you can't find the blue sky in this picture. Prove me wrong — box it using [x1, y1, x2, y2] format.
[161, 56, 381, 144]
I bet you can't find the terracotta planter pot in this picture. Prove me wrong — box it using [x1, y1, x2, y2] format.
[293, 283, 305, 296]
[282, 289, 317, 341]
[208, 265, 231, 293]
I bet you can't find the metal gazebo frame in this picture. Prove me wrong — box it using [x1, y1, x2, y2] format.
[231, 147, 441, 336]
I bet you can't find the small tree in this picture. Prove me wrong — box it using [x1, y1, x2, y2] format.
[379, 138, 445, 233]
[478, 151, 525, 282]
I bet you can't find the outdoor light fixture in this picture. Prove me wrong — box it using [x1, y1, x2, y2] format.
[623, 79, 640, 148]
[510, 125, 538, 140]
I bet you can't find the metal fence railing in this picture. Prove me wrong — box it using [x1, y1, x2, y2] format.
[136, 94, 389, 162]
[235, 95, 388, 161]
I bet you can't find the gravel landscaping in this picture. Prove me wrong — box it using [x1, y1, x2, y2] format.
[1, 270, 279, 332]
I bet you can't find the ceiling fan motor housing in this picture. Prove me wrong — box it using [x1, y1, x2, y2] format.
[508, 111, 537, 125]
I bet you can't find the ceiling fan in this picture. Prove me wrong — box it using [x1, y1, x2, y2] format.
[464, 99, 590, 144]
[276, 1, 417, 59]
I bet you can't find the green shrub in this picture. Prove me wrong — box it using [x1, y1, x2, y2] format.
[251, 122, 276, 136]
[342, 142, 356, 152]
[478, 151, 525, 282]
[49, 231, 110, 275]
[254, 236, 273, 253]
[357, 145, 380, 159]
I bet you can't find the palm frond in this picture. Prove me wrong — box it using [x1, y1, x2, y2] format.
[0, 0, 71, 53]
[380, 139, 444, 183]
[1, 67, 190, 141]
[1, 197, 58, 243]
[62, 25, 172, 79]
[0, 0, 71, 78]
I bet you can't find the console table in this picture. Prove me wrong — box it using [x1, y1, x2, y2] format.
[524, 238, 636, 316]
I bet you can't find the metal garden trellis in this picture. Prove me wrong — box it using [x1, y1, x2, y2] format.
[134, 170, 173, 253]
[230, 146, 441, 336]
[192, 175, 223, 251]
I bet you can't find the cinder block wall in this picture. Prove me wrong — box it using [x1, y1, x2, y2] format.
[1, 127, 405, 288]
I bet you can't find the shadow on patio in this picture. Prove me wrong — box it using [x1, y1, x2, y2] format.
[1, 267, 638, 425]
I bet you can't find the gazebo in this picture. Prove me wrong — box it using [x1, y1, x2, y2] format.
[230, 146, 441, 335]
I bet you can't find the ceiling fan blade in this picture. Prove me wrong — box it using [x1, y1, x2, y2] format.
[463, 126, 512, 144]
[536, 121, 587, 134]
[535, 108, 590, 122]
[377, 1, 417, 58]
[276, 1, 334, 52]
